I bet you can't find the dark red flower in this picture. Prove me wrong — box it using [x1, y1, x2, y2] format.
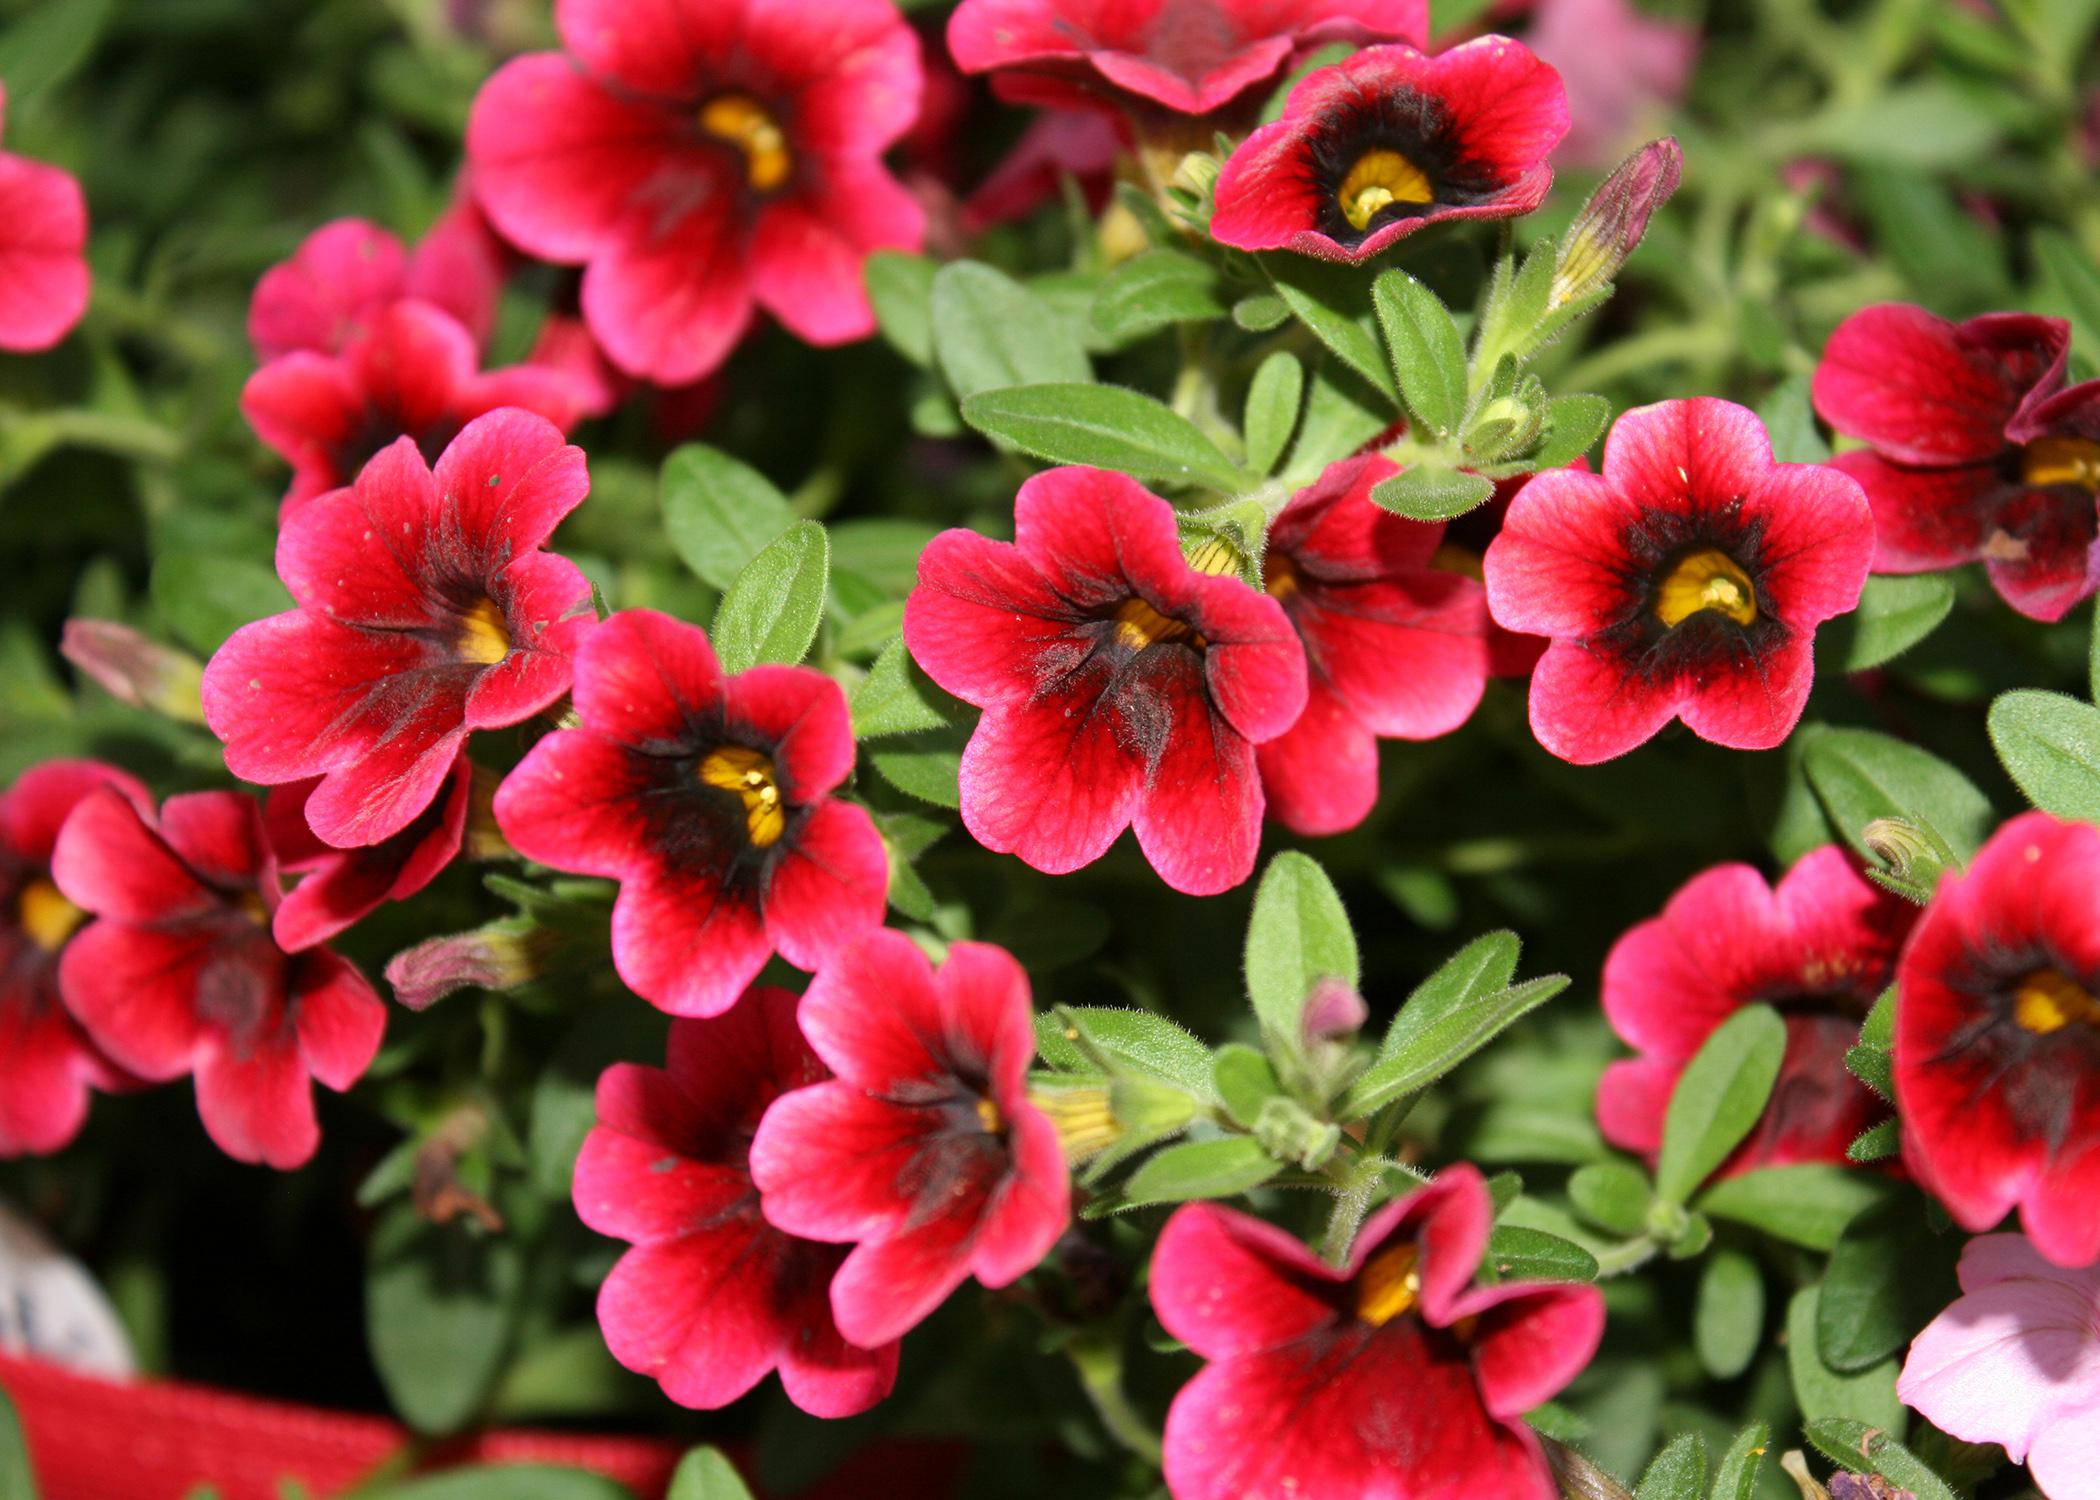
[247, 209, 506, 363]
[1256, 454, 1489, 836]
[1150, 1164, 1603, 1500]
[1812, 304, 2100, 622]
[51, 788, 386, 1169]
[749, 932, 1069, 1347]
[465, 0, 925, 384]
[491, 609, 887, 1019]
[263, 754, 474, 952]
[949, 0, 1426, 118]
[574, 984, 898, 1416]
[0, 83, 90, 353]
[1482, 398, 1874, 764]
[0, 762, 147, 1156]
[1209, 38, 1568, 264]
[202, 409, 594, 851]
[903, 467, 1307, 896]
[242, 299, 587, 515]
[1598, 846, 1917, 1175]
[1895, 812, 2100, 1269]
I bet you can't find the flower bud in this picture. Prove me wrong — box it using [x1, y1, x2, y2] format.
[1032, 1076, 1198, 1165]
[1861, 817, 1952, 900]
[60, 619, 206, 724]
[1254, 1095, 1341, 1170]
[1552, 138, 1683, 309]
[384, 919, 560, 1011]
[1300, 977, 1368, 1046]
[1779, 1452, 1830, 1500]
[1543, 1438, 1634, 1500]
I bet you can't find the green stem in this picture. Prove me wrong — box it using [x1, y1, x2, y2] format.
[1067, 1334, 1165, 1468]
[1591, 1235, 1661, 1279]
[41, 409, 185, 463]
[1317, 1153, 1386, 1265]
[1558, 320, 1730, 391]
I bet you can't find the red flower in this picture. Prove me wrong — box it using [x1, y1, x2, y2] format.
[949, 0, 1426, 118]
[1482, 398, 1874, 764]
[574, 985, 898, 1416]
[1256, 455, 1489, 836]
[202, 409, 594, 850]
[51, 788, 386, 1169]
[242, 299, 586, 515]
[903, 467, 1307, 896]
[0, 83, 90, 353]
[1436, 465, 1583, 679]
[1150, 1165, 1603, 1500]
[1811, 304, 2100, 623]
[491, 609, 887, 1019]
[1598, 846, 1917, 1175]
[1895, 812, 2100, 1268]
[0, 762, 147, 1156]
[748, 932, 1069, 1347]
[247, 209, 506, 363]
[263, 754, 474, 953]
[1209, 38, 1568, 264]
[961, 108, 1124, 234]
[465, 0, 925, 384]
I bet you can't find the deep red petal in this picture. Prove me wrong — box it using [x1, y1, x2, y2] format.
[959, 692, 1143, 878]
[1827, 450, 1996, 574]
[750, 1081, 928, 1242]
[1674, 631, 1814, 752]
[1452, 1281, 1606, 1418]
[575, 1110, 750, 1246]
[56, 922, 209, 1080]
[194, 1025, 320, 1169]
[50, 788, 213, 924]
[1, 760, 149, 867]
[904, 527, 1090, 710]
[1812, 304, 2061, 465]
[827, 1203, 978, 1347]
[1257, 685, 1380, 838]
[247, 219, 407, 360]
[792, 927, 946, 1089]
[595, 1229, 782, 1409]
[157, 791, 271, 896]
[609, 859, 772, 1019]
[431, 407, 590, 560]
[494, 730, 662, 877]
[0, 152, 90, 353]
[761, 800, 889, 972]
[579, 171, 754, 384]
[0, 978, 100, 1156]
[1744, 460, 1875, 628]
[569, 608, 724, 748]
[1149, 1203, 1343, 1360]
[273, 437, 443, 626]
[1523, 641, 1678, 765]
[1126, 650, 1265, 897]
[724, 666, 856, 802]
[551, 0, 721, 98]
[290, 949, 387, 1092]
[751, 172, 923, 347]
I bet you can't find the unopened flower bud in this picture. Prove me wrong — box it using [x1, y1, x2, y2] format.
[1543, 1438, 1634, 1500]
[1552, 138, 1683, 309]
[61, 619, 206, 724]
[1861, 817, 1951, 900]
[1171, 151, 1221, 202]
[1254, 1095, 1341, 1170]
[385, 919, 560, 1011]
[1301, 977, 1368, 1046]
[1032, 1077, 1197, 1165]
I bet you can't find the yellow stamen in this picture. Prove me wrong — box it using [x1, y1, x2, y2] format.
[456, 598, 512, 666]
[1031, 1084, 1119, 1164]
[699, 94, 792, 194]
[237, 891, 271, 927]
[697, 745, 786, 848]
[2012, 968, 2100, 1034]
[1355, 1242, 1422, 1327]
[1111, 597, 1194, 651]
[2022, 436, 2100, 493]
[17, 877, 86, 953]
[1655, 549, 1758, 628]
[975, 1096, 1005, 1135]
[1338, 148, 1435, 233]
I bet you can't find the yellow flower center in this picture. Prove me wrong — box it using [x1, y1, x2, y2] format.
[1338, 148, 1435, 233]
[456, 597, 512, 666]
[1355, 1241, 1422, 1327]
[697, 745, 785, 848]
[975, 1096, 1005, 1135]
[2022, 436, 2100, 493]
[1655, 549, 1758, 628]
[1111, 597, 1192, 651]
[17, 877, 86, 953]
[699, 94, 793, 194]
[2012, 968, 2100, 1034]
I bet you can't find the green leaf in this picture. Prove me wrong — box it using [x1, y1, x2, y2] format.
[868, 721, 968, 808]
[1846, 1117, 1901, 1164]
[1823, 574, 1956, 673]
[1697, 1165, 1893, 1251]
[865, 251, 938, 367]
[1243, 851, 1358, 1045]
[960, 384, 1242, 489]
[1373, 272, 1467, 439]
[528, 1007, 667, 1200]
[1818, 1195, 1960, 1373]
[1484, 1225, 1598, 1283]
[1786, 1285, 1906, 1436]
[1243, 352, 1305, 478]
[152, 553, 290, 656]
[2035, 228, 2100, 363]
[1341, 975, 1567, 1118]
[660, 444, 794, 590]
[1568, 1160, 1653, 1237]
[1693, 1249, 1765, 1381]
[0, 1386, 35, 1500]
[1634, 1433, 1707, 1500]
[1091, 248, 1229, 341]
[366, 1207, 522, 1435]
[931, 261, 1091, 398]
[1368, 465, 1495, 521]
[1757, 373, 1832, 464]
[1844, 1041, 1893, 1101]
[1523, 394, 1611, 471]
[0, 0, 115, 102]
[1708, 1423, 1770, 1500]
[1267, 257, 1399, 404]
[1857, 167, 2007, 310]
[853, 637, 966, 739]
[373, 1467, 632, 1500]
[667, 1447, 755, 1500]
[1212, 1042, 1283, 1129]
[1653, 1005, 1786, 1204]
[1382, 931, 1520, 1058]
[827, 517, 938, 596]
[1059, 1007, 1214, 1098]
[711, 521, 829, 673]
[1233, 291, 1290, 332]
[1798, 82, 2000, 168]
[1283, 363, 1391, 483]
[1988, 688, 2100, 821]
[1803, 1420, 1956, 1500]
[1802, 727, 1996, 863]
[1121, 1136, 1282, 1206]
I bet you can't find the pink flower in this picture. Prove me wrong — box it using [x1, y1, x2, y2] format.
[1524, 0, 1695, 169]
[749, 932, 1070, 1348]
[1483, 398, 1875, 764]
[1257, 454, 1489, 836]
[575, 985, 898, 1417]
[1899, 1234, 2100, 1500]
[904, 467, 1307, 896]
[202, 409, 594, 851]
[492, 609, 888, 1019]
[247, 209, 506, 363]
[0, 762, 148, 1156]
[0, 83, 90, 353]
[1209, 38, 1568, 264]
[51, 788, 386, 1169]
[948, 0, 1426, 118]
[1150, 1165, 1604, 1500]
[466, 0, 925, 383]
